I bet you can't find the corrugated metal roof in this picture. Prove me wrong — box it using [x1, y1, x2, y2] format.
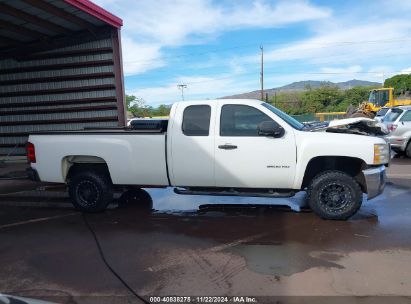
[63, 0, 123, 28]
[0, 0, 122, 52]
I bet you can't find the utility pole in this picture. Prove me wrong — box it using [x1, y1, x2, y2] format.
[177, 84, 187, 100]
[260, 45, 264, 101]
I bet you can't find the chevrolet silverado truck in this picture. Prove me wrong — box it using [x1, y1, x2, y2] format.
[27, 99, 389, 220]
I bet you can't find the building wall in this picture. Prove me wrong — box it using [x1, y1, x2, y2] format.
[0, 32, 125, 156]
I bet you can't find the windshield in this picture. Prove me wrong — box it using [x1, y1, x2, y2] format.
[384, 109, 403, 122]
[369, 90, 389, 107]
[262, 102, 304, 130]
[376, 108, 389, 117]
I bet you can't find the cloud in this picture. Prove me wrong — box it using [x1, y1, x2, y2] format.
[229, 13, 411, 86]
[101, 0, 330, 45]
[400, 67, 411, 74]
[120, 36, 164, 75]
[93, 0, 331, 75]
[127, 74, 258, 105]
[320, 65, 362, 74]
[260, 21, 411, 65]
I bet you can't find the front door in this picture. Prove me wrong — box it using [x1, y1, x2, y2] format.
[214, 103, 296, 189]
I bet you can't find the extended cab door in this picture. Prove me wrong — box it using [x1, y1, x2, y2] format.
[168, 102, 216, 187]
[214, 101, 296, 189]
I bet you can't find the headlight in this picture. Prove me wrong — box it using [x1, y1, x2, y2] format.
[374, 143, 389, 164]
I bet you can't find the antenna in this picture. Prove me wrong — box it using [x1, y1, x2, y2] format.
[177, 84, 187, 100]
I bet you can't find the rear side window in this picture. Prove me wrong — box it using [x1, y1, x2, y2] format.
[384, 109, 403, 122]
[400, 110, 411, 122]
[182, 105, 211, 136]
[220, 104, 273, 136]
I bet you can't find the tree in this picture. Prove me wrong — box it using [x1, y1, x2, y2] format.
[268, 91, 304, 114]
[267, 85, 375, 114]
[152, 104, 171, 116]
[126, 95, 150, 117]
[126, 95, 172, 117]
[384, 74, 411, 95]
[336, 86, 371, 111]
[301, 85, 342, 113]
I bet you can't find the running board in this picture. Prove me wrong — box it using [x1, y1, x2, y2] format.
[174, 188, 295, 198]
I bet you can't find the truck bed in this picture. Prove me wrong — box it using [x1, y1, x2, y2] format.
[29, 130, 170, 186]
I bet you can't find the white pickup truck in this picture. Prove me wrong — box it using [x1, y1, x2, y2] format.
[27, 99, 389, 220]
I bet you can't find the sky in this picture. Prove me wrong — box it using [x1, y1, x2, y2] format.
[94, 0, 411, 106]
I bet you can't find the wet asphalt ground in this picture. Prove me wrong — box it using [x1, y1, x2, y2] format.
[0, 158, 410, 303]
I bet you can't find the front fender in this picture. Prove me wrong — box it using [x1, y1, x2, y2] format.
[292, 131, 379, 189]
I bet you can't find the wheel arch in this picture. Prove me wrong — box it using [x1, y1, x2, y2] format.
[301, 156, 368, 192]
[62, 155, 111, 182]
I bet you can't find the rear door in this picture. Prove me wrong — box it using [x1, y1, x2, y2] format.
[214, 102, 296, 189]
[169, 103, 216, 187]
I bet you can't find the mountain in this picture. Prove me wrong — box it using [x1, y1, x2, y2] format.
[221, 79, 381, 99]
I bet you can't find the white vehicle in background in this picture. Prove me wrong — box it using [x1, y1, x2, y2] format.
[27, 99, 389, 220]
[375, 107, 390, 122]
[382, 106, 411, 157]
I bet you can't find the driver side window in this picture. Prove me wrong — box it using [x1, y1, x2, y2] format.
[220, 104, 276, 136]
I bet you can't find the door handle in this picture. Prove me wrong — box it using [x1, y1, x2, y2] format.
[218, 144, 238, 150]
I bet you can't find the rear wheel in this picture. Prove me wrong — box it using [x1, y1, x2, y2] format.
[118, 188, 153, 211]
[307, 171, 362, 220]
[68, 170, 113, 213]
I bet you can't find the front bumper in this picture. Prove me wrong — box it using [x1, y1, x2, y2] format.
[362, 165, 386, 200]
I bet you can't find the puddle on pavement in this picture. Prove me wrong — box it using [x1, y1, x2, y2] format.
[142, 181, 411, 220]
[230, 242, 344, 277]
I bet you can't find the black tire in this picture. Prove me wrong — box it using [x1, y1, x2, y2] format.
[68, 170, 113, 213]
[406, 141, 411, 158]
[306, 171, 362, 220]
[118, 188, 153, 211]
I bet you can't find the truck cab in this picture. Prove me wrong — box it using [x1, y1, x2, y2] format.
[167, 100, 298, 189]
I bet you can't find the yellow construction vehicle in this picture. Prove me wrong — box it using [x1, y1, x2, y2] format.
[350, 87, 411, 118]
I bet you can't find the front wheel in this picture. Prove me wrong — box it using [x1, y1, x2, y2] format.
[306, 171, 362, 220]
[68, 170, 113, 213]
[406, 141, 411, 158]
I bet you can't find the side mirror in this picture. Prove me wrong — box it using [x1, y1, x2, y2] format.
[258, 121, 285, 138]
